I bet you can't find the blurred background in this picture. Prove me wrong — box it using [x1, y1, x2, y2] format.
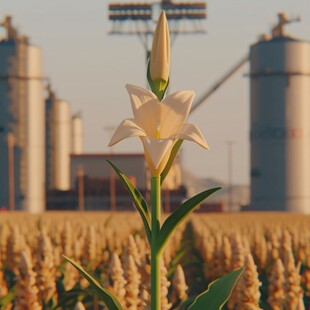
[0, 0, 309, 213]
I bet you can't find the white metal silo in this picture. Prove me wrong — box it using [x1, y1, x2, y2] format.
[250, 34, 310, 212]
[54, 100, 71, 190]
[26, 45, 45, 213]
[71, 113, 83, 154]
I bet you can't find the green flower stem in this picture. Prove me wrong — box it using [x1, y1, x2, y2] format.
[151, 176, 161, 310]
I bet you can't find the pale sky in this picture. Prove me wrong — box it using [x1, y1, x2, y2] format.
[1, 0, 309, 185]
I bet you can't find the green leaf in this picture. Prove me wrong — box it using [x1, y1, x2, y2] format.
[107, 160, 151, 244]
[63, 255, 123, 310]
[157, 187, 220, 252]
[188, 267, 244, 310]
[160, 139, 183, 184]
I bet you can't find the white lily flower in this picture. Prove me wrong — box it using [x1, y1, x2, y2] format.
[108, 84, 208, 175]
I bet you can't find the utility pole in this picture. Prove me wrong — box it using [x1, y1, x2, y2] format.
[77, 165, 85, 211]
[227, 141, 235, 211]
[7, 133, 15, 211]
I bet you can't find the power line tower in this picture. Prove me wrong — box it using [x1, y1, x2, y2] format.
[108, 0, 207, 61]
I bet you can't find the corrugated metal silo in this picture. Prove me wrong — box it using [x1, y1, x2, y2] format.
[250, 34, 310, 212]
[54, 100, 71, 190]
[25, 45, 45, 213]
[0, 27, 28, 210]
[0, 40, 17, 209]
[71, 113, 83, 154]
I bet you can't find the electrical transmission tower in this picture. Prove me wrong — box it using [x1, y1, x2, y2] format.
[108, 0, 207, 60]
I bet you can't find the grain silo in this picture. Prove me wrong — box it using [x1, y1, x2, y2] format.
[54, 100, 71, 190]
[0, 19, 24, 210]
[25, 45, 45, 213]
[0, 16, 45, 213]
[250, 14, 310, 212]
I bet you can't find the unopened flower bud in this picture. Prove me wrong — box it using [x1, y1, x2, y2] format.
[148, 11, 170, 100]
[150, 11, 170, 82]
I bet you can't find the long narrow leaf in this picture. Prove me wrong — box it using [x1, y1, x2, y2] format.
[157, 187, 220, 252]
[63, 255, 123, 310]
[107, 160, 151, 244]
[161, 139, 183, 184]
[189, 267, 244, 310]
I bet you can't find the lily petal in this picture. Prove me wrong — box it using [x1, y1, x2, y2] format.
[126, 84, 159, 137]
[108, 119, 146, 146]
[141, 137, 174, 169]
[125, 84, 157, 112]
[160, 90, 194, 138]
[173, 123, 209, 149]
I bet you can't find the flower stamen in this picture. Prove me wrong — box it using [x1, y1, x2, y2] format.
[156, 126, 160, 139]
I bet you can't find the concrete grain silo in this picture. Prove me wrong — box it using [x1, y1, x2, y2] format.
[26, 45, 45, 213]
[46, 86, 82, 193]
[250, 14, 310, 212]
[54, 100, 71, 190]
[0, 16, 45, 213]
